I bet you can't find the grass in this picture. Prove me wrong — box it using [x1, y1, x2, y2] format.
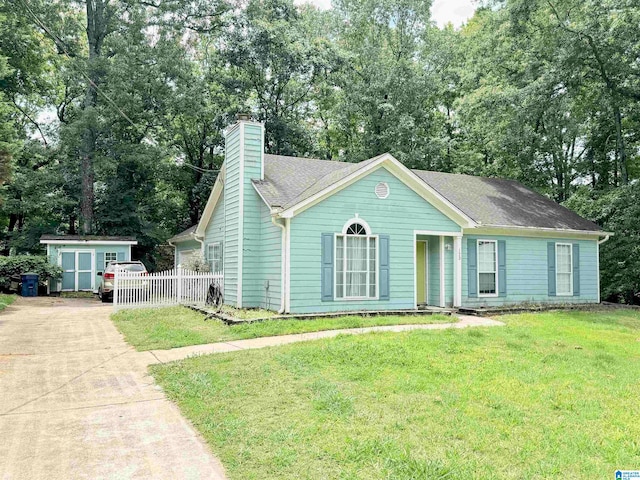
[60, 291, 96, 299]
[111, 306, 452, 351]
[219, 305, 279, 320]
[152, 309, 640, 479]
[0, 294, 16, 312]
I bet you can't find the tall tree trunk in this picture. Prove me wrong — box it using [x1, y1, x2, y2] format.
[80, 0, 108, 234]
[613, 102, 628, 185]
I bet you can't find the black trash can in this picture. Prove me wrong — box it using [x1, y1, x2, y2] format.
[21, 273, 39, 297]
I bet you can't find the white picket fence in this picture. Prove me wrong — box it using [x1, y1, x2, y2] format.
[113, 267, 223, 310]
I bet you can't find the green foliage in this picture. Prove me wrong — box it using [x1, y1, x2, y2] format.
[1, 0, 640, 301]
[566, 185, 640, 303]
[0, 255, 62, 291]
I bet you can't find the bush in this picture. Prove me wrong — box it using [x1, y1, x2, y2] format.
[0, 255, 63, 291]
[181, 252, 210, 272]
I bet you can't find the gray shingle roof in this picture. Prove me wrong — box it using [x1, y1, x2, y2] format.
[252, 154, 601, 232]
[168, 225, 197, 243]
[413, 171, 601, 231]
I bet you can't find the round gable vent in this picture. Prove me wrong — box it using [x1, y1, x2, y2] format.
[375, 182, 389, 199]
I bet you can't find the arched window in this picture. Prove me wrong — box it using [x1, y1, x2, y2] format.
[345, 222, 367, 235]
[336, 218, 377, 299]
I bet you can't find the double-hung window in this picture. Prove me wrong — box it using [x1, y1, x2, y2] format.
[556, 243, 573, 295]
[335, 221, 377, 299]
[477, 240, 497, 296]
[104, 252, 117, 270]
[207, 242, 223, 273]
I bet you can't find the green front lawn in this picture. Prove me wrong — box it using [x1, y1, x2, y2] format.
[0, 294, 16, 312]
[152, 310, 640, 479]
[111, 306, 452, 351]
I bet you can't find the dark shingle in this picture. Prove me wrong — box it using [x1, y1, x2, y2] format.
[252, 154, 601, 232]
[40, 235, 137, 242]
[413, 171, 600, 231]
[168, 225, 197, 243]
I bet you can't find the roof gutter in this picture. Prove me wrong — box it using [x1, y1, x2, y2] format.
[598, 233, 611, 245]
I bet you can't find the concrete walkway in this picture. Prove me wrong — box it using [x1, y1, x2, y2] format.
[145, 314, 504, 364]
[0, 297, 226, 480]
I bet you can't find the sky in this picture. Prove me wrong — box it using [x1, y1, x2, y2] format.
[293, 0, 477, 28]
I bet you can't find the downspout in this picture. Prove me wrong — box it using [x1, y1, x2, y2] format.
[598, 234, 610, 245]
[192, 233, 204, 255]
[271, 213, 286, 314]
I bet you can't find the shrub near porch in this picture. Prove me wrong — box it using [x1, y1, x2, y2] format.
[152, 309, 640, 479]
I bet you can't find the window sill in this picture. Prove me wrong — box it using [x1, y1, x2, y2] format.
[478, 294, 498, 298]
[335, 297, 379, 301]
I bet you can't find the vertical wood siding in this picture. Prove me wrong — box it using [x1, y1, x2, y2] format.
[223, 127, 241, 305]
[241, 124, 265, 307]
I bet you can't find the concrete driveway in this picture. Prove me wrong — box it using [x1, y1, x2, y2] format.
[0, 297, 226, 480]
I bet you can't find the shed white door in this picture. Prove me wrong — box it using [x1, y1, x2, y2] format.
[60, 250, 95, 291]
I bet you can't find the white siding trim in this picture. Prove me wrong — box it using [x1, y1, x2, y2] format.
[465, 225, 610, 240]
[285, 217, 291, 313]
[453, 236, 462, 307]
[413, 235, 417, 308]
[260, 123, 265, 180]
[596, 241, 600, 303]
[194, 169, 224, 239]
[439, 236, 445, 307]
[237, 123, 245, 308]
[40, 240, 137, 245]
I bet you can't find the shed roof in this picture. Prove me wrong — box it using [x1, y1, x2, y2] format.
[40, 235, 137, 244]
[252, 154, 601, 232]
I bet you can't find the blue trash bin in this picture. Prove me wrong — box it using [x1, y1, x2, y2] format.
[21, 273, 39, 297]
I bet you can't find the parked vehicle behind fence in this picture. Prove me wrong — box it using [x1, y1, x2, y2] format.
[98, 261, 147, 303]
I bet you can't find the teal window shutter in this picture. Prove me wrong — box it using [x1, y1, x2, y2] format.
[117, 251, 125, 261]
[97, 252, 105, 272]
[573, 244, 580, 296]
[498, 240, 507, 297]
[379, 235, 390, 300]
[467, 238, 477, 298]
[547, 242, 556, 296]
[321, 234, 334, 301]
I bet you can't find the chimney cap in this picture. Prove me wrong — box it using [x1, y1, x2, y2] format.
[236, 113, 252, 121]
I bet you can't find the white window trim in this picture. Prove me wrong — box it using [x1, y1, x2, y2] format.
[555, 242, 573, 296]
[104, 252, 117, 270]
[334, 232, 379, 301]
[207, 242, 223, 273]
[341, 217, 372, 235]
[477, 239, 498, 298]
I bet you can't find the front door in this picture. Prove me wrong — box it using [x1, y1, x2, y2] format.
[416, 241, 428, 305]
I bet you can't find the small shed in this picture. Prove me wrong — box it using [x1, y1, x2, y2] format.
[40, 235, 137, 293]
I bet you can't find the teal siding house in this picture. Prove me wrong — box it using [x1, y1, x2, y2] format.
[40, 235, 137, 293]
[170, 118, 610, 314]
